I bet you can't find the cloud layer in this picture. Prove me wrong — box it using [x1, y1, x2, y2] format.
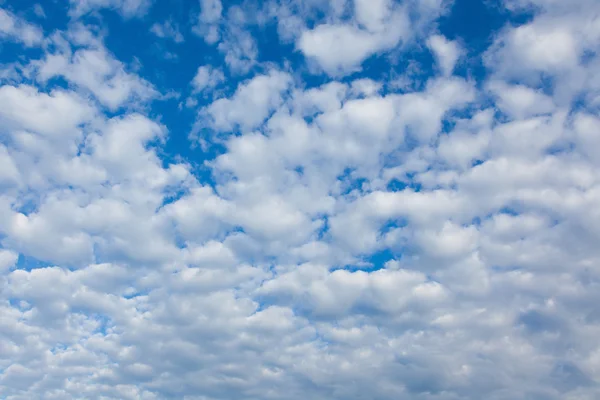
[1, 0, 600, 399]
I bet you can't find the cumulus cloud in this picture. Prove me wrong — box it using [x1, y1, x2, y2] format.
[296, 0, 449, 76]
[297, 6, 410, 76]
[485, 0, 600, 105]
[2, 1, 600, 399]
[198, 70, 292, 132]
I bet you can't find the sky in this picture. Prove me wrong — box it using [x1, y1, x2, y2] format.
[0, 0, 600, 399]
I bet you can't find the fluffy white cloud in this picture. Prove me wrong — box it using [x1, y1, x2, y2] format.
[485, 0, 600, 106]
[487, 80, 556, 119]
[191, 65, 225, 93]
[427, 34, 462, 76]
[33, 30, 157, 110]
[354, 0, 392, 32]
[194, 0, 223, 44]
[488, 22, 580, 74]
[0, 84, 95, 141]
[296, 0, 450, 76]
[199, 0, 223, 24]
[218, 25, 258, 74]
[298, 8, 409, 75]
[199, 70, 292, 132]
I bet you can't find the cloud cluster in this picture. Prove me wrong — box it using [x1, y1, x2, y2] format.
[1, 0, 600, 399]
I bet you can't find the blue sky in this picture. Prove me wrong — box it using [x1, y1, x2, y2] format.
[1, 0, 600, 399]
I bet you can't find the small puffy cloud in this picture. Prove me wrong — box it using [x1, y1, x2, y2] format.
[34, 35, 157, 110]
[191, 65, 225, 93]
[33, 4, 46, 18]
[299, 24, 386, 75]
[484, 0, 600, 105]
[218, 25, 258, 74]
[298, 8, 409, 76]
[296, 0, 450, 76]
[487, 80, 555, 119]
[150, 19, 184, 43]
[489, 22, 580, 74]
[193, 3, 258, 74]
[199, 0, 222, 23]
[201, 70, 292, 132]
[427, 34, 462, 76]
[194, 0, 223, 44]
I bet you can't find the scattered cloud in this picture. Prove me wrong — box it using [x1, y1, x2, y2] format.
[194, 0, 223, 44]
[32, 27, 158, 110]
[150, 19, 184, 43]
[191, 65, 225, 93]
[427, 34, 462, 76]
[32, 4, 45, 19]
[297, 6, 410, 76]
[68, 0, 153, 18]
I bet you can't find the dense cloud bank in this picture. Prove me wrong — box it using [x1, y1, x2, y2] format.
[1, 0, 600, 398]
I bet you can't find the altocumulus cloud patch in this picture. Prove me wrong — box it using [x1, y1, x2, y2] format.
[1, 0, 600, 399]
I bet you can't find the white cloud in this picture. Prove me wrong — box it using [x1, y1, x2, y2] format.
[354, 0, 391, 32]
[493, 23, 579, 72]
[427, 34, 462, 76]
[150, 20, 184, 43]
[191, 65, 225, 93]
[33, 32, 157, 110]
[200, 70, 292, 132]
[2, 1, 600, 399]
[0, 249, 18, 272]
[297, 8, 409, 76]
[33, 4, 46, 18]
[194, 0, 223, 44]
[0, 84, 95, 140]
[68, 0, 152, 18]
[485, 0, 600, 106]
[199, 0, 222, 23]
[218, 26, 258, 74]
[487, 80, 556, 119]
[296, 0, 450, 76]
[298, 24, 386, 75]
[193, 4, 258, 74]
[0, 8, 43, 47]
